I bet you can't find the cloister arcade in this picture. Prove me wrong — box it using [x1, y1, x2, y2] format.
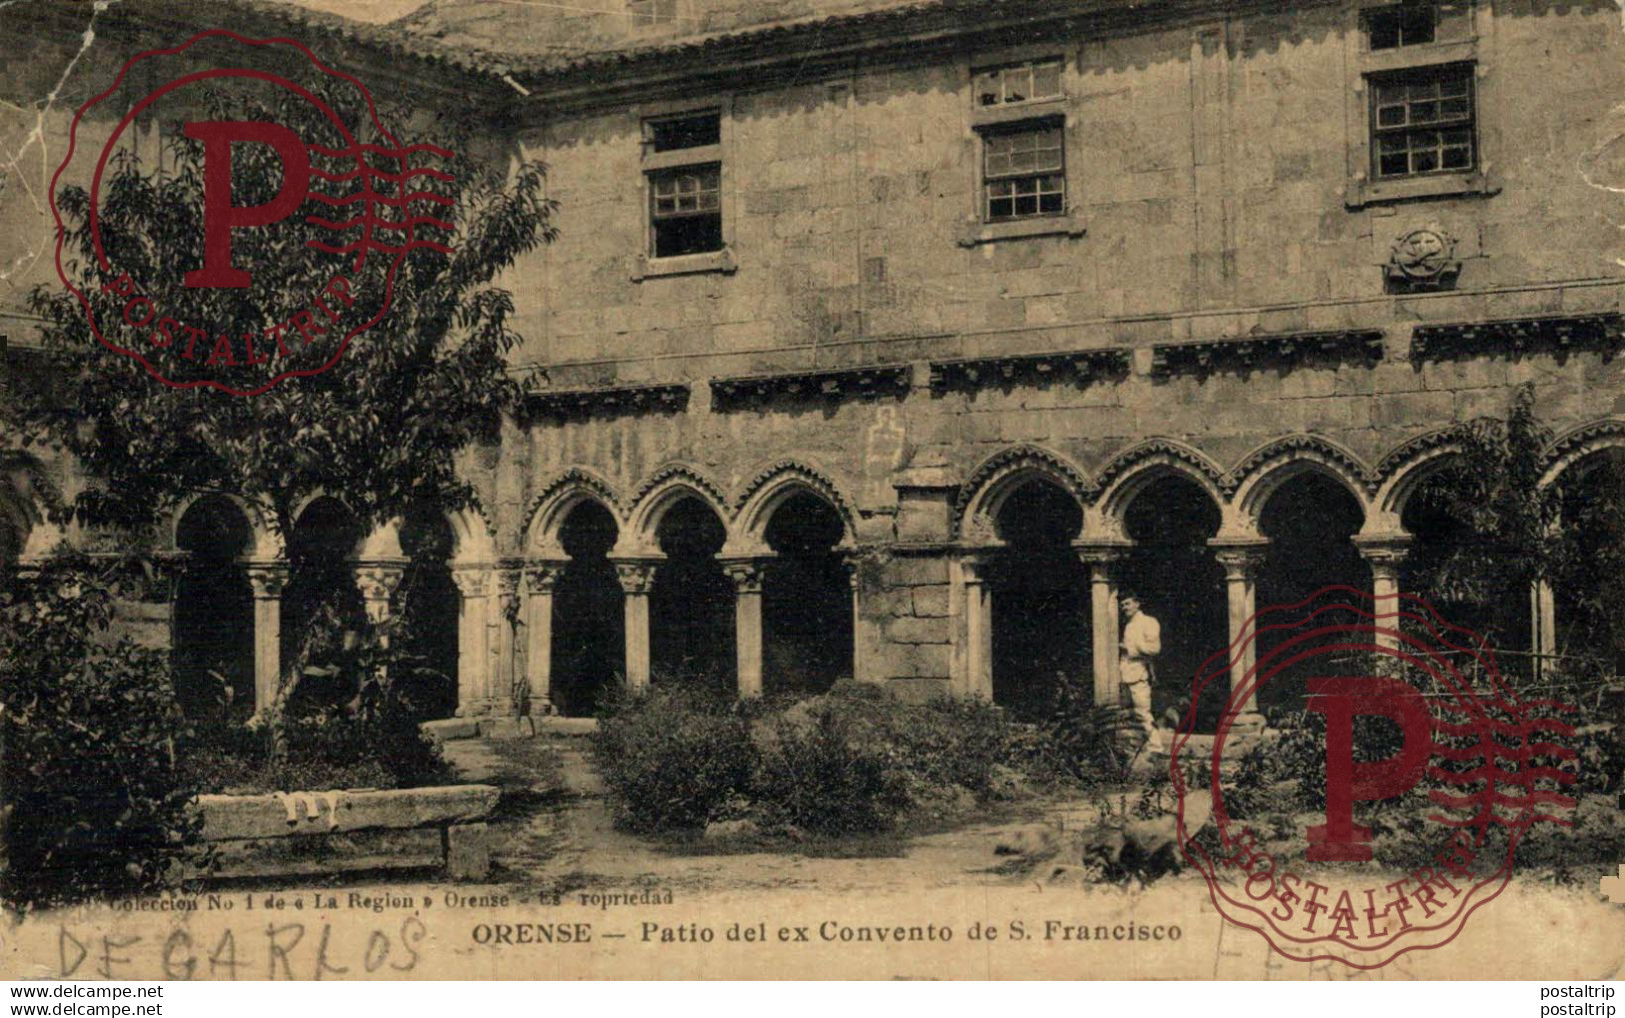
[1, 423, 1622, 729]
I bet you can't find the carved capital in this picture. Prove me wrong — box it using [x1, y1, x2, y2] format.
[720, 558, 768, 595]
[243, 561, 290, 599]
[353, 560, 406, 603]
[612, 560, 658, 596]
[1354, 533, 1412, 575]
[1210, 541, 1270, 582]
[450, 565, 492, 598]
[958, 547, 1000, 585]
[1073, 541, 1131, 582]
[524, 560, 567, 596]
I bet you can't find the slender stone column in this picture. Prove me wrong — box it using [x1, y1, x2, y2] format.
[492, 564, 524, 717]
[450, 565, 493, 716]
[613, 559, 658, 693]
[1531, 579, 1557, 683]
[960, 552, 995, 700]
[1210, 541, 1269, 732]
[1355, 534, 1411, 651]
[1075, 544, 1129, 707]
[720, 557, 769, 698]
[524, 561, 566, 716]
[843, 554, 864, 683]
[243, 561, 290, 717]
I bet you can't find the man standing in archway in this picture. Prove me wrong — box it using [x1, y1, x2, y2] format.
[1119, 592, 1163, 754]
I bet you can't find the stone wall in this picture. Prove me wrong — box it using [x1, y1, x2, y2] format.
[477, 1, 1625, 695]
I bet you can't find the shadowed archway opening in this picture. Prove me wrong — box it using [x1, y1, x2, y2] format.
[0, 461, 41, 586]
[988, 479, 1088, 720]
[1402, 471, 1533, 681]
[762, 491, 851, 696]
[553, 500, 624, 716]
[1556, 449, 1625, 676]
[283, 496, 367, 713]
[397, 502, 461, 721]
[1256, 471, 1368, 714]
[174, 496, 254, 720]
[1120, 475, 1226, 731]
[651, 497, 734, 692]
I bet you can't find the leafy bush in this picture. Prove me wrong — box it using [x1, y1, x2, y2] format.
[1025, 670, 1141, 783]
[752, 706, 907, 835]
[592, 681, 1028, 837]
[0, 559, 202, 911]
[591, 684, 756, 833]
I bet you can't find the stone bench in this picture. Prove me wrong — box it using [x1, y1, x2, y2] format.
[191, 785, 501, 881]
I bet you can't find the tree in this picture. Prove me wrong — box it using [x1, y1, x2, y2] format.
[1405, 384, 1625, 680]
[9, 81, 554, 543]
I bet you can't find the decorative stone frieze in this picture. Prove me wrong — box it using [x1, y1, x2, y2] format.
[1409, 312, 1624, 363]
[928, 348, 1129, 395]
[709, 363, 910, 411]
[524, 382, 689, 420]
[1150, 329, 1385, 379]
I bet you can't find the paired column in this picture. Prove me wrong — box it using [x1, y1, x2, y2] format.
[720, 557, 770, 698]
[843, 554, 865, 684]
[959, 551, 995, 700]
[613, 558, 658, 693]
[1210, 540, 1269, 732]
[1355, 534, 1411, 651]
[450, 565, 493, 716]
[1075, 543, 1129, 707]
[243, 561, 289, 716]
[524, 561, 566, 716]
[492, 564, 524, 717]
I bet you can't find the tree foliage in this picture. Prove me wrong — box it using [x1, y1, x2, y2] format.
[9, 82, 555, 540]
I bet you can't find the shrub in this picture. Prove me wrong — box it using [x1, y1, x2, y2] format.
[752, 705, 907, 835]
[591, 684, 756, 833]
[0, 558, 202, 911]
[1027, 671, 1141, 783]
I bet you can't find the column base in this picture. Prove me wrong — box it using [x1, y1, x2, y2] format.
[1226, 710, 1267, 734]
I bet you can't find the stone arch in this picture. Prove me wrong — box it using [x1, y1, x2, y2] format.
[1093, 439, 1227, 538]
[170, 490, 284, 561]
[732, 459, 857, 553]
[1541, 418, 1625, 489]
[1229, 436, 1376, 538]
[955, 444, 1092, 543]
[1371, 429, 1462, 530]
[526, 468, 624, 558]
[623, 464, 731, 554]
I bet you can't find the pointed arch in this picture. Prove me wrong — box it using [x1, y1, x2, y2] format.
[1371, 428, 1462, 526]
[1541, 418, 1625, 489]
[525, 467, 624, 558]
[1093, 439, 1227, 536]
[1229, 435, 1376, 535]
[624, 463, 731, 553]
[170, 490, 284, 561]
[955, 444, 1092, 543]
[733, 458, 856, 552]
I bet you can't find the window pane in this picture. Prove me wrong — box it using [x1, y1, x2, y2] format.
[1412, 149, 1439, 173]
[1039, 192, 1064, 214]
[1410, 100, 1439, 123]
[1031, 61, 1062, 98]
[1442, 146, 1470, 169]
[648, 112, 720, 152]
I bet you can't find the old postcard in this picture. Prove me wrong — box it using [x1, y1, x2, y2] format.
[1, 0, 1623, 983]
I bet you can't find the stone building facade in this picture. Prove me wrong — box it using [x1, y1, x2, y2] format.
[4, 0, 1625, 730]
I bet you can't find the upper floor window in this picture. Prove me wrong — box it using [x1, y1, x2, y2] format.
[982, 121, 1065, 221]
[644, 110, 723, 259]
[974, 58, 1063, 107]
[1366, 3, 1436, 50]
[1370, 64, 1474, 178]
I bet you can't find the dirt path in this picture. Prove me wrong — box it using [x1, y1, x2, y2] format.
[439, 726, 1102, 900]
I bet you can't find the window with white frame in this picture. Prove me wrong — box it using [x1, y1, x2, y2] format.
[1369, 63, 1475, 178]
[980, 120, 1066, 221]
[644, 110, 723, 258]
